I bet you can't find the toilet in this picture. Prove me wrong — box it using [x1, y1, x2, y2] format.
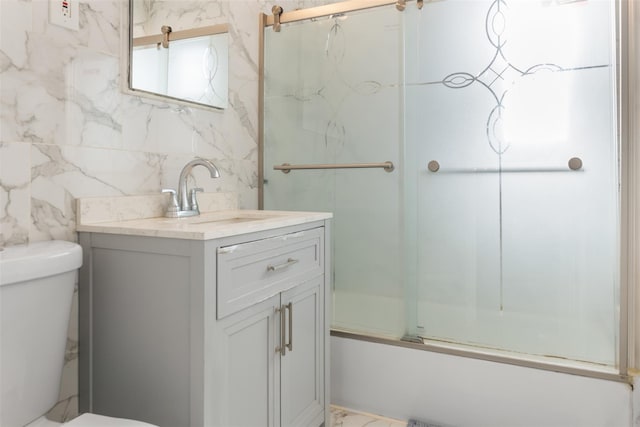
[0, 240, 157, 427]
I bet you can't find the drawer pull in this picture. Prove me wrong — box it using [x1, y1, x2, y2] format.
[266, 258, 299, 272]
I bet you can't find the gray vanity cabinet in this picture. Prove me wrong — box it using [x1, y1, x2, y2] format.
[211, 277, 323, 427]
[78, 221, 330, 427]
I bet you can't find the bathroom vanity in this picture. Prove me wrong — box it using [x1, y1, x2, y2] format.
[76, 194, 331, 427]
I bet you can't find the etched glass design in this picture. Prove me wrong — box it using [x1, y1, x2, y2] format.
[405, 0, 617, 365]
[264, 7, 406, 337]
[263, 0, 619, 365]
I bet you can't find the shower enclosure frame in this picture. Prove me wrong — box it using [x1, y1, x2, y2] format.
[258, 0, 638, 384]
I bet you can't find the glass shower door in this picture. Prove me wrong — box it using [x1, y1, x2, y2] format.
[405, 0, 619, 365]
[263, 5, 406, 338]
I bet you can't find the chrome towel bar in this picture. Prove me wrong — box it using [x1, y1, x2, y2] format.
[274, 161, 395, 173]
[427, 157, 583, 173]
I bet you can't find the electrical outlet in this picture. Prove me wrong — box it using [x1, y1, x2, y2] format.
[49, 0, 79, 31]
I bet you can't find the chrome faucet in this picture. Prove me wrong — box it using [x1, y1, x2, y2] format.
[162, 158, 220, 218]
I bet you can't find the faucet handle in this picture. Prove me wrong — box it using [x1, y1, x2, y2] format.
[162, 188, 180, 217]
[189, 188, 204, 213]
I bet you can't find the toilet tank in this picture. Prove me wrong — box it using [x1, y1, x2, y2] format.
[0, 240, 82, 427]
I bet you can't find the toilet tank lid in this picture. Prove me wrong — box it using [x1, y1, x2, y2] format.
[0, 240, 82, 286]
[64, 414, 158, 427]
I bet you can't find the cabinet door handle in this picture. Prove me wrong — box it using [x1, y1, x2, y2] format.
[285, 302, 293, 352]
[266, 258, 299, 272]
[275, 306, 286, 356]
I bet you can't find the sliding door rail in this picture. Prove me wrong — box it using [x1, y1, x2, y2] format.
[264, 0, 404, 28]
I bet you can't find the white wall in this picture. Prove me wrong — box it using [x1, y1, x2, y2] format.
[331, 336, 633, 427]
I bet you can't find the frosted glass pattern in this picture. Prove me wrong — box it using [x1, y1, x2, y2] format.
[263, 7, 406, 337]
[263, 0, 619, 365]
[405, 0, 618, 364]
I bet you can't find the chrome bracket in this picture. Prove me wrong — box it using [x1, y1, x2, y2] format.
[160, 25, 172, 48]
[568, 157, 583, 171]
[417, 0, 424, 9]
[272, 5, 284, 32]
[395, 0, 406, 11]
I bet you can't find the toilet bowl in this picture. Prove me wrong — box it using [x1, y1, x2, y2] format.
[0, 240, 158, 427]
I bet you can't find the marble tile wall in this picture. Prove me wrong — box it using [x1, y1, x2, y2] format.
[331, 406, 407, 427]
[0, 0, 337, 421]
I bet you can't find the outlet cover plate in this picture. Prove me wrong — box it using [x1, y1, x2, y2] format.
[49, 0, 79, 31]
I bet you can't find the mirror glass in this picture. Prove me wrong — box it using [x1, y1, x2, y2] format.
[129, 0, 229, 109]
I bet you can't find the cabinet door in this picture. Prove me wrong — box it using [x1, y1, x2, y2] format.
[211, 294, 281, 427]
[280, 276, 324, 427]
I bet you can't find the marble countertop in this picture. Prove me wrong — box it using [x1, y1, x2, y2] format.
[76, 194, 331, 240]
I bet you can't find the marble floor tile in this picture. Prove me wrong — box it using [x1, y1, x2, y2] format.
[331, 405, 407, 427]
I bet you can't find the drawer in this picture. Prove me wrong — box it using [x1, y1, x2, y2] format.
[217, 227, 323, 319]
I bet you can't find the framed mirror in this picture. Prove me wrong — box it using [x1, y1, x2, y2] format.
[128, 0, 229, 109]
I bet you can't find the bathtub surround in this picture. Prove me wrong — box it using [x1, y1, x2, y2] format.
[0, 0, 338, 421]
[331, 336, 634, 427]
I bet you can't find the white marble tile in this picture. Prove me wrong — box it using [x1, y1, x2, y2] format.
[0, 142, 31, 246]
[331, 406, 407, 427]
[0, 0, 32, 70]
[47, 393, 78, 424]
[0, 68, 67, 145]
[118, 97, 161, 151]
[29, 144, 166, 241]
[225, 87, 260, 159]
[29, 189, 78, 242]
[147, 106, 223, 155]
[42, 145, 163, 196]
[1, 142, 31, 186]
[81, 0, 121, 56]
[68, 51, 123, 149]
[235, 158, 259, 209]
[76, 192, 237, 224]
[191, 120, 242, 161]
[141, 0, 226, 34]
[57, 348, 78, 403]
